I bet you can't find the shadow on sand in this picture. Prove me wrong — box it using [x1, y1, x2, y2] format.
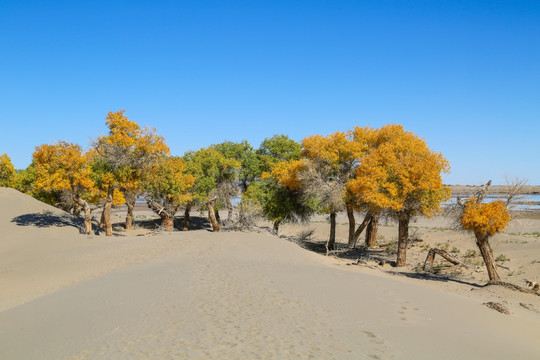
[119, 216, 211, 232]
[11, 210, 213, 236]
[11, 211, 83, 230]
[291, 237, 483, 288]
[394, 271, 483, 288]
[177, 216, 211, 231]
[12, 211, 107, 235]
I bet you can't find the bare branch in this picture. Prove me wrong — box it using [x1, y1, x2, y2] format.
[296, 160, 346, 212]
[475, 180, 491, 202]
[503, 175, 528, 205]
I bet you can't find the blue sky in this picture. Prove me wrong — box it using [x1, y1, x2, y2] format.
[1, 0, 539, 184]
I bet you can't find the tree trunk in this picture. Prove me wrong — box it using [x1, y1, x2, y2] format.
[145, 198, 177, 232]
[74, 195, 92, 235]
[103, 187, 114, 236]
[99, 209, 106, 228]
[207, 197, 220, 232]
[475, 232, 501, 281]
[346, 205, 356, 248]
[273, 219, 281, 234]
[226, 197, 233, 222]
[183, 204, 191, 231]
[365, 212, 380, 247]
[125, 198, 135, 230]
[240, 180, 249, 194]
[161, 215, 174, 231]
[327, 211, 337, 251]
[351, 212, 372, 248]
[396, 211, 410, 267]
[73, 205, 81, 217]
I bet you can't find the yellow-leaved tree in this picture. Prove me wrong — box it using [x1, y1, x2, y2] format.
[33, 141, 95, 234]
[93, 110, 169, 235]
[0, 153, 16, 187]
[264, 158, 314, 232]
[300, 131, 366, 251]
[459, 182, 511, 281]
[348, 124, 450, 266]
[345, 126, 383, 248]
[86, 148, 126, 233]
[143, 156, 195, 231]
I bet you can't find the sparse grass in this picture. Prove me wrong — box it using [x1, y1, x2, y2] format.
[507, 232, 540, 237]
[385, 241, 398, 253]
[435, 242, 450, 250]
[451, 246, 460, 254]
[409, 225, 454, 232]
[449, 269, 463, 278]
[429, 227, 453, 232]
[502, 238, 530, 244]
[463, 250, 483, 266]
[464, 249, 479, 258]
[496, 254, 510, 262]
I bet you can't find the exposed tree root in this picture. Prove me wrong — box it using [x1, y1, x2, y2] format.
[484, 281, 540, 297]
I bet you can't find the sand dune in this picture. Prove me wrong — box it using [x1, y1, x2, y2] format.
[1, 187, 539, 359]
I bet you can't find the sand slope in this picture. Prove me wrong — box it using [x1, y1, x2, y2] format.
[0, 187, 188, 311]
[1, 188, 539, 359]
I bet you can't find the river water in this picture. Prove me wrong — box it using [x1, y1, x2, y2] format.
[447, 194, 540, 211]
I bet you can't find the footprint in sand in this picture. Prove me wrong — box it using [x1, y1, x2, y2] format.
[362, 330, 385, 345]
[398, 304, 411, 321]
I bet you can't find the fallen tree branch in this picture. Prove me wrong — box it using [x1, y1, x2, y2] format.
[423, 248, 469, 271]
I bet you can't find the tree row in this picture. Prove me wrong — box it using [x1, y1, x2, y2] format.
[1, 110, 514, 274]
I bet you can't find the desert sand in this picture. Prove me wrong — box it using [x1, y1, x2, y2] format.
[1, 187, 539, 359]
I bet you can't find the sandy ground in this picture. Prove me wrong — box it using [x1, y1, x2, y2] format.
[1, 187, 539, 359]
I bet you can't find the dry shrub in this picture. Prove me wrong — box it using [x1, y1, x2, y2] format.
[297, 229, 315, 242]
[226, 199, 262, 231]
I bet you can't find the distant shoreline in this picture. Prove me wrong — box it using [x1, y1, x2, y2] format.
[450, 184, 540, 195]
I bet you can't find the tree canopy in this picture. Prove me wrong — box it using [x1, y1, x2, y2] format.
[349, 124, 450, 216]
[9, 114, 454, 243]
[0, 153, 16, 187]
[460, 198, 510, 237]
[92, 110, 170, 233]
[33, 141, 94, 195]
[143, 156, 195, 230]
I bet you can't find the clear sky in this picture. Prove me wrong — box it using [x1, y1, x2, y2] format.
[1, 0, 539, 185]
